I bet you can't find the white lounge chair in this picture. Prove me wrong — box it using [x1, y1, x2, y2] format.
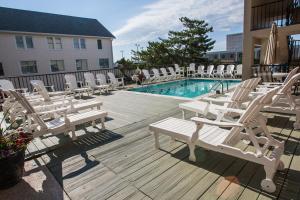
[107, 72, 125, 88]
[195, 65, 205, 77]
[160, 68, 174, 80]
[10, 90, 107, 140]
[168, 67, 181, 79]
[224, 65, 235, 78]
[174, 64, 184, 77]
[235, 64, 243, 78]
[150, 87, 284, 193]
[96, 73, 114, 90]
[179, 78, 261, 120]
[64, 74, 91, 97]
[0, 79, 28, 93]
[214, 65, 225, 78]
[203, 65, 214, 78]
[84, 72, 109, 94]
[152, 68, 164, 82]
[187, 63, 196, 77]
[141, 69, 156, 84]
[30, 80, 65, 97]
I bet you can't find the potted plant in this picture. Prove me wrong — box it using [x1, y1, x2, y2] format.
[0, 123, 33, 189]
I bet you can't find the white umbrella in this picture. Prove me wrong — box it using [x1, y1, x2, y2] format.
[263, 23, 278, 65]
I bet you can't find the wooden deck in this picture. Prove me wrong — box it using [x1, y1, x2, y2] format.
[6, 91, 300, 199]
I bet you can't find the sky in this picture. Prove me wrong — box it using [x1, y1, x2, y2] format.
[0, 0, 244, 61]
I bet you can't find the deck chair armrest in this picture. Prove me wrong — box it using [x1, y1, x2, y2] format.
[214, 107, 245, 114]
[37, 107, 68, 115]
[191, 117, 243, 128]
[202, 97, 233, 104]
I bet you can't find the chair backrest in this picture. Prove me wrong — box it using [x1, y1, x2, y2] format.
[152, 68, 160, 78]
[216, 65, 225, 73]
[96, 73, 107, 85]
[142, 69, 150, 79]
[283, 66, 299, 85]
[207, 65, 214, 74]
[9, 90, 47, 129]
[168, 67, 176, 75]
[107, 72, 117, 84]
[174, 64, 180, 72]
[189, 63, 196, 72]
[160, 68, 168, 76]
[30, 80, 51, 101]
[231, 78, 261, 102]
[226, 65, 235, 74]
[198, 65, 205, 74]
[84, 72, 97, 87]
[0, 79, 15, 91]
[64, 74, 78, 90]
[236, 64, 243, 75]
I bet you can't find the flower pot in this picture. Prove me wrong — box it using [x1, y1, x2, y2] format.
[0, 149, 25, 189]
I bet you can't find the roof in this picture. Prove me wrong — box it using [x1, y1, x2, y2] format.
[0, 7, 115, 38]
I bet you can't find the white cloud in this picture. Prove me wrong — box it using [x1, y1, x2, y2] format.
[113, 0, 244, 47]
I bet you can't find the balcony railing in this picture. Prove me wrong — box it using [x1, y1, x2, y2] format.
[4, 68, 136, 92]
[251, 0, 300, 30]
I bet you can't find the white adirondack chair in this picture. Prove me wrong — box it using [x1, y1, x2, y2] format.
[10, 90, 107, 140]
[168, 67, 181, 79]
[0, 79, 28, 93]
[152, 68, 164, 82]
[160, 68, 174, 80]
[84, 72, 109, 93]
[30, 80, 65, 97]
[235, 64, 243, 78]
[141, 69, 156, 84]
[64, 74, 91, 97]
[203, 65, 214, 78]
[174, 64, 184, 77]
[179, 78, 261, 120]
[187, 63, 196, 77]
[107, 72, 124, 88]
[224, 65, 235, 78]
[150, 87, 284, 193]
[195, 65, 205, 77]
[96, 73, 114, 90]
[214, 65, 225, 78]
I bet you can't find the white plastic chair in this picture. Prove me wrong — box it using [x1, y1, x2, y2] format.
[107, 72, 124, 89]
[235, 64, 243, 78]
[64, 74, 91, 97]
[196, 65, 205, 77]
[224, 65, 235, 78]
[214, 65, 225, 78]
[203, 65, 214, 78]
[84, 72, 109, 93]
[187, 63, 196, 77]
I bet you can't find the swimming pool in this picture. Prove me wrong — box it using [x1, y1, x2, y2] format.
[128, 79, 241, 98]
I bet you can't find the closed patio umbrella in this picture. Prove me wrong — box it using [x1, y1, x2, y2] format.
[264, 22, 278, 65]
[260, 22, 278, 82]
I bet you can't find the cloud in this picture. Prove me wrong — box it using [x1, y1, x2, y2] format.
[113, 0, 244, 47]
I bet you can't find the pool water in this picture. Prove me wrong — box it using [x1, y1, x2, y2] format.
[129, 79, 241, 98]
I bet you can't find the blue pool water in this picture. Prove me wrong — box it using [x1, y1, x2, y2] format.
[129, 79, 241, 98]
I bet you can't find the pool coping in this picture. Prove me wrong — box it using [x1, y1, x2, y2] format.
[125, 78, 241, 101]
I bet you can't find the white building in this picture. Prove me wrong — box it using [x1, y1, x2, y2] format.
[0, 7, 115, 77]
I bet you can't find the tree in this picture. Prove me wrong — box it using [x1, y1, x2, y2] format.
[133, 17, 215, 67]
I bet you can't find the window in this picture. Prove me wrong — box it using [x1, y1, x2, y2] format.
[73, 38, 80, 49]
[47, 37, 54, 49]
[99, 58, 109, 68]
[55, 38, 63, 49]
[20, 61, 38, 74]
[73, 38, 86, 49]
[48, 37, 63, 49]
[97, 40, 102, 49]
[0, 63, 4, 76]
[50, 60, 65, 72]
[76, 59, 88, 71]
[25, 36, 33, 48]
[80, 38, 86, 49]
[15, 36, 25, 48]
[16, 36, 34, 49]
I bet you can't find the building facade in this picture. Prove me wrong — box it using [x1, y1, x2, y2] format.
[243, 0, 300, 79]
[0, 7, 115, 77]
[226, 33, 243, 52]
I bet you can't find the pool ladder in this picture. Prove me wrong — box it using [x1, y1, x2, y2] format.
[209, 80, 229, 94]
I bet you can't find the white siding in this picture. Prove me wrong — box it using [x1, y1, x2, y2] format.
[0, 32, 114, 76]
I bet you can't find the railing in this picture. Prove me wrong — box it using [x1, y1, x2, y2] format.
[251, 64, 296, 82]
[289, 38, 300, 63]
[4, 68, 136, 92]
[251, 0, 300, 30]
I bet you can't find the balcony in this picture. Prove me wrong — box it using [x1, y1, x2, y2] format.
[251, 0, 300, 30]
